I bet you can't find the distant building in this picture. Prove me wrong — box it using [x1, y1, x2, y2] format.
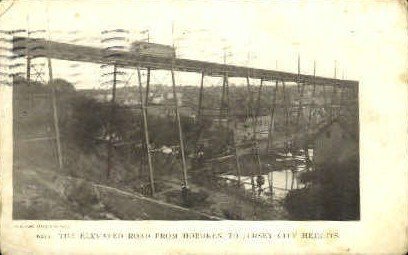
[312, 119, 358, 169]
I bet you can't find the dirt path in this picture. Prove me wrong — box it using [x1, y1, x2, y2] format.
[13, 165, 221, 220]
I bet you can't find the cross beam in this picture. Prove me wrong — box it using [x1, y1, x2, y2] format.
[13, 37, 358, 87]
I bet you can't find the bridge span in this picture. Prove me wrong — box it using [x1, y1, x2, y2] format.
[13, 37, 358, 87]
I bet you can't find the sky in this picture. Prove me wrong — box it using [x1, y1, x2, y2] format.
[0, 0, 406, 90]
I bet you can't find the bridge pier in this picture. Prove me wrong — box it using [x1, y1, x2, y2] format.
[137, 66, 155, 196]
[170, 64, 188, 188]
[106, 64, 118, 179]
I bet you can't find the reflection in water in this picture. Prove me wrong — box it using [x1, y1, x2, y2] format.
[219, 149, 313, 201]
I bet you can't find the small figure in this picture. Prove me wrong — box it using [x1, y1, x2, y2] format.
[256, 175, 265, 196]
[181, 183, 190, 207]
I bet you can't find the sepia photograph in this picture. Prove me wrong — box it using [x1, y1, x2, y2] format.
[6, 2, 359, 222]
[1, 1, 407, 254]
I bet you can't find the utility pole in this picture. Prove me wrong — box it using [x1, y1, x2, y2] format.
[137, 66, 155, 195]
[48, 54, 63, 170]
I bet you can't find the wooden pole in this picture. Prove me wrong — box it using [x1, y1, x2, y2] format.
[282, 80, 289, 154]
[291, 168, 295, 190]
[219, 74, 227, 121]
[266, 80, 278, 153]
[224, 73, 241, 187]
[297, 54, 301, 93]
[141, 67, 151, 178]
[170, 65, 188, 187]
[330, 83, 337, 120]
[145, 68, 151, 106]
[255, 78, 263, 118]
[48, 57, 63, 170]
[233, 120, 241, 187]
[305, 62, 317, 163]
[339, 84, 346, 117]
[26, 55, 31, 82]
[194, 70, 205, 151]
[197, 70, 205, 121]
[308, 61, 317, 129]
[253, 78, 262, 176]
[247, 76, 263, 197]
[26, 30, 31, 83]
[106, 64, 117, 179]
[268, 171, 273, 198]
[246, 76, 254, 113]
[137, 66, 155, 195]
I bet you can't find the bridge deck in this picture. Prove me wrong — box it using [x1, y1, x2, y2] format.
[13, 37, 358, 87]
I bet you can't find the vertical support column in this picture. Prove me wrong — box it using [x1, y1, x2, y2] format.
[291, 169, 295, 190]
[308, 61, 317, 130]
[141, 67, 151, 180]
[170, 66, 188, 188]
[197, 70, 205, 121]
[255, 78, 263, 118]
[338, 84, 346, 117]
[26, 55, 31, 82]
[296, 55, 306, 135]
[246, 76, 254, 118]
[194, 70, 205, 151]
[267, 171, 273, 199]
[296, 88, 302, 131]
[247, 76, 262, 197]
[26, 36, 31, 83]
[145, 68, 151, 105]
[266, 80, 278, 153]
[252, 78, 262, 176]
[137, 67, 155, 195]
[48, 57, 63, 170]
[298, 74, 307, 161]
[282, 80, 290, 154]
[305, 61, 317, 164]
[219, 74, 228, 120]
[297, 55, 301, 93]
[233, 126, 241, 187]
[224, 73, 241, 187]
[330, 83, 337, 120]
[106, 64, 117, 179]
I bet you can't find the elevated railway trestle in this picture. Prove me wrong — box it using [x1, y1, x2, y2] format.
[11, 36, 358, 197]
